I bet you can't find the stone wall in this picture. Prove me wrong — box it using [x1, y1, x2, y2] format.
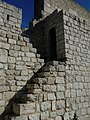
[63, 10, 90, 119]
[0, 0, 90, 120]
[42, 9, 90, 119]
[7, 61, 66, 120]
[28, 10, 65, 62]
[44, 0, 90, 21]
[22, 20, 44, 59]
[0, 1, 44, 116]
[34, 0, 90, 21]
[43, 10, 65, 61]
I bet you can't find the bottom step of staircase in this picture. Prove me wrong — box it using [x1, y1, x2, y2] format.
[13, 103, 36, 115]
[5, 115, 28, 120]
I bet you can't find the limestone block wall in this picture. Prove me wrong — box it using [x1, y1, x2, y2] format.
[23, 10, 64, 61]
[0, 1, 44, 115]
[0, 1, 90, 120]
[63, 10, 90, 119]
[6, 61, 67, 120]
[44, 0, 90, 21]
[43, 10, 65, 61]
[22, 20, 44, 59]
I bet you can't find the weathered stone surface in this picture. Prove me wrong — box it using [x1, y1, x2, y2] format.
[64, 112, 69, 120]
[8, 57, 16, 63]
[21, 94, 36, 102]
[48, 93, 56, 101]
[0, 49, 7, 63]
[43, 85, 56, 92]
[0, 42, 10, 49]
[29, 114, 40, 120]
[10, 115, 28, 120]
[52, 101, 56, 111]
[56, 108, 65, 116]
[41, 101, 51, 111]
[56, 100, 65, 109]
[0, 106, 4, 114]
[9, 39, 16, 44]
[56, 92, 64, 100]
[56, 77, 65, 84]
[0, 1, 90, 120]
[50, 112, 56, 118]
[57, 84, 65, 91]
[41, 111, 49, 120]
[55, 116, 62, 120]
[0, 63, 3, 68]
[13, 103, 36, 115]
[0, 93, 2, 100]
[26, 53, 35, 58]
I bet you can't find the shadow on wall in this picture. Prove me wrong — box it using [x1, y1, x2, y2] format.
[0, 67, 43, 120]
[0, 27, 44, 120]
[21, 20, 44, 60]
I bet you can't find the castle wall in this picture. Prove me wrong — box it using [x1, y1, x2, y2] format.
[28, 21, 44, 59]
[43, 10, 65, 61]
[34, 0, 90, 21]
[22, 21, 44, 59]
[0, 1, 44, 116]
[40, 8, 90, 119]
[0, 0, 90, 120]
[63, 10, 90, 119]
[12, 61, 66, 120]
[44, 0, 90, 21]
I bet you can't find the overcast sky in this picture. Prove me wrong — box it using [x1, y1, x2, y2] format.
[3, 0, 90, 28]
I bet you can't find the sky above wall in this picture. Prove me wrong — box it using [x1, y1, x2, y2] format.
[3, 0, 90, 28]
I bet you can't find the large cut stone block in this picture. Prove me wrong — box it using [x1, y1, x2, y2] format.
[13, 103, 36, 115]
[0, 49, 8, 63]
[6, 115, 28, 120]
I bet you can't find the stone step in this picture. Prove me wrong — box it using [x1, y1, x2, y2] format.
[41, 65, 56, 72]
[41, 62, 65, 72]
[5, 115, 28, 120]
[46, 61, 65, 66]
[12, 103, 36, 115]
[21, 93, 39, 103]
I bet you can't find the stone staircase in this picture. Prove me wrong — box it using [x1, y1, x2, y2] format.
[5, 61, 66, 120]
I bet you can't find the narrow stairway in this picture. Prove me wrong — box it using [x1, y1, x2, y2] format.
[5, 61, 66, 120]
